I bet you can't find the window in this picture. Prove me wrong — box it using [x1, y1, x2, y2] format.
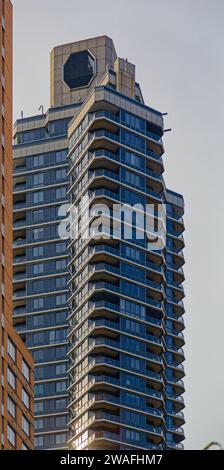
[48, 119, 69, 137]
[120, 299, 146, 319]
[56, 242, 66, 254]
[56, 187, 67, 200]
[35, 401, 43, 414]
[33, 298, 44, 310]
[7, 367, 16, 390]
[56, 399, 67, 411]
[33, 245, 44, 257]
[33, 228, 44, 240]
[56, 277, 67, 289]
[56, 168, 67, 180]
[63, 50, 95, 89]
[56, 363, 67, 376]
[56, 381, 67, 393]
[33, 173, 44, 186]
[33, 191, 44, 204]
[7, 424, 15, 446]
[121, 149, 145, 171]
[7, 396, 16, 418]
[56, 294, 67, 306]
[56, 415, 67, 427]
[56, 259, 67, 271]
[125, 429, 140, 442]
[33, 263, 44, 275]
[22, 359, 30, 382]
[22, 388, 30, 409]
[33, 315, 44, 327]
[56, 150, 67, 163]
[121, 129, 145, 153]
[33, 154, 44, 168]
[7, 338, 16, 361]
[124, 169, 143, 190]
[35, 436, 43, 447]
[56, 433, 67, 445]
[22, 415, 30, 436]
[33, 209, 44, 223]
[35, 419, 43, 431]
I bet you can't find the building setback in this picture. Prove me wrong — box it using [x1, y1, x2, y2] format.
[13, 35, 185, 450]
[0, 0, 34, 450]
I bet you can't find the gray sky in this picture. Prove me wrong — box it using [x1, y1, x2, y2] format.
[12, 0, 224, 449]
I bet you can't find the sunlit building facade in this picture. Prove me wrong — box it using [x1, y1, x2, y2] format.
[13, 35, 185, 450]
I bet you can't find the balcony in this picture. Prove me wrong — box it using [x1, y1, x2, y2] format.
[13, 255, 26, 264]
[13, 289, 26, 299]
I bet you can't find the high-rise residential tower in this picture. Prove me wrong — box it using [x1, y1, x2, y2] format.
[65, 37, 185, 450]
[13, 35, 185, 451]
[0, 0, 34, 450]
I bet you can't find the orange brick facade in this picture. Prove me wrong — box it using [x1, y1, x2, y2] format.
[0, 0, 34, 450]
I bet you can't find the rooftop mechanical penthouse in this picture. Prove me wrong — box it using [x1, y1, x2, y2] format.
[13, 36, 185, 450]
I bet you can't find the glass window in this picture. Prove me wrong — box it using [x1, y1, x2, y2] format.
[56, 363, 67, 376]
[22, 388, 30, 409]
[56, 259, 67, 271]
[33, 245, 44, 257]
[33, 191, 44, 204]
[56, 294, 67, 306]
[35, 401, 44, 414]
[121, 149, 145, 171]
[56, 242, 67, 254]
[35, 419, 43, 431]
[56, 381, 67, 393]
[7, 368, 16, 390]
[63, 50, 95, 89]
[56, 399, 67, 411]
[56, 277, 67, 288]
[56, 168, 67, 180]
[33, 154, 44, 168]
[7, 424, 15, 447]
[48, 119, 70, 137]
[7, 338, 16, 361]
[22, 415, 30, 436]
[7, 396, 16, 418]
[33, 263, 44, 275]
[33, 298, 44, 310]
[33, 173, 44, 186]
[33, 228, 44, 240]
[56, 150, 67, 163]
[56, 187, 67, 200]
[22, 360, 30, 382]
[35, 436, 43, 447]
[33, 209, 44, 223]
[56, 433, 67, 445]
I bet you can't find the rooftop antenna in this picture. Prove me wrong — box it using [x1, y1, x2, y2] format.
[20, 110, 24, 119]
[38, 105, 44, 115]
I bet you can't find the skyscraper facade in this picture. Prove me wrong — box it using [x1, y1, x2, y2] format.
[64, 37, 185, 450]
[13, 35, 185, 451]
[12, 106, 77, 449]
[0, 0, 34, 450]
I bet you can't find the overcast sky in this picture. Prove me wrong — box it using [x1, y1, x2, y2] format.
[12, 0, 224, 449]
